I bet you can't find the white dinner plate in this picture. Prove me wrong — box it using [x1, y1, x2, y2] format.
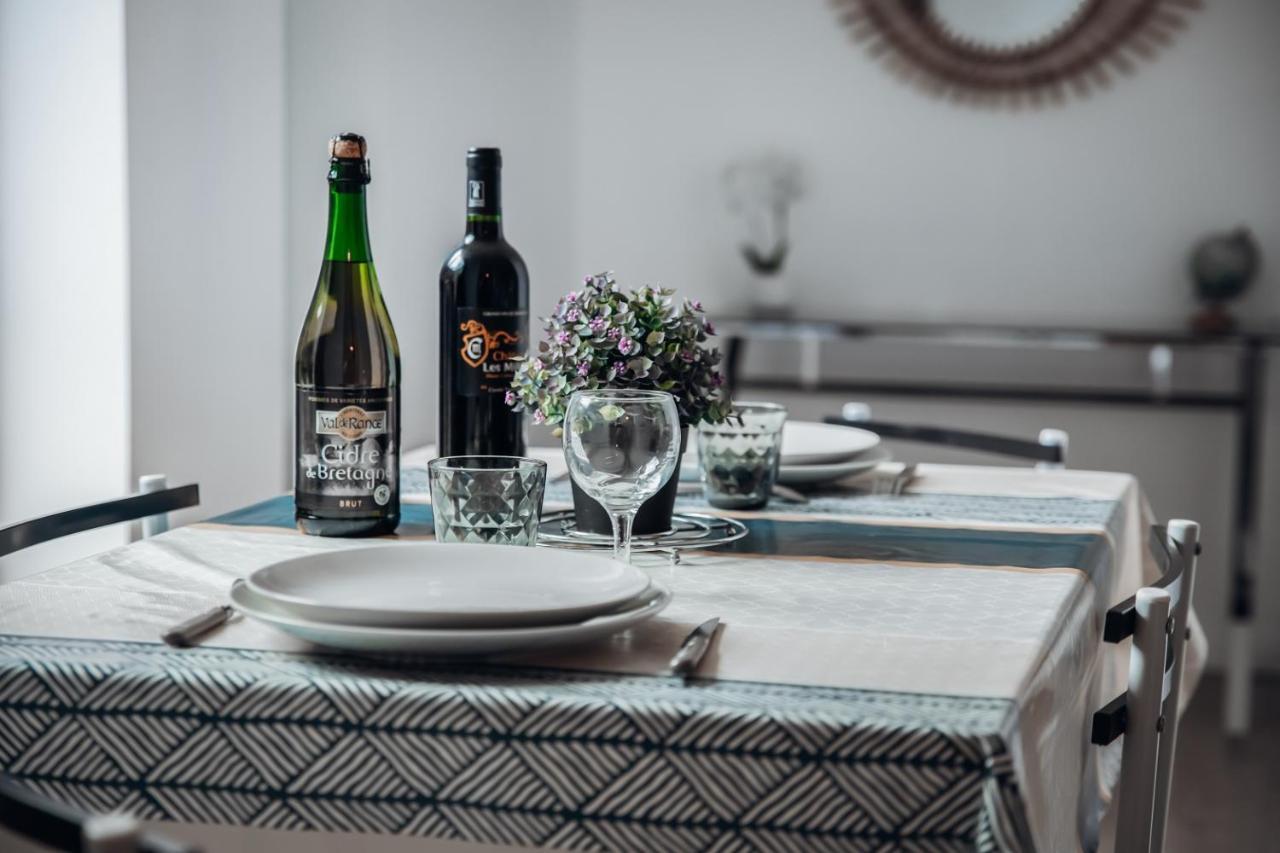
[777, 421, 880, 466]
[246, 543, 651, 628]
[231, 580, 672, 655]
[682, 420, 880, 480]
[777, 446, 892, 485]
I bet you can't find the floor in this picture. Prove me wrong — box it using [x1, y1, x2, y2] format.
[1166, 674, 1280, 852]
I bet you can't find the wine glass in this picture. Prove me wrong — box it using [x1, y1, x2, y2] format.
[563, 389, 681, 562]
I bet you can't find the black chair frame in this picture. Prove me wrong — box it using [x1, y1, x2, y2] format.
[0, 485, 199, 558]
[822, 416, 1064, 464]
[2, 481, 201, 851]
[1, 774, 197, 852]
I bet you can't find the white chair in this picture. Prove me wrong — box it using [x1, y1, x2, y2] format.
[829, 402, 1069, 468]
[1091, 520, 1201, 853]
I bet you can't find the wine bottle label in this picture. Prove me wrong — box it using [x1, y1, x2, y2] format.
[455, 307, 527, 397]
[295, 387, 398, 514]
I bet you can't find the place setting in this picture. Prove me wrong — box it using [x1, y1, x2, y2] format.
[684, 408, 893, 501]
[217, 396, 903, 658]
[224, 387, 694, 656]
[223, 387, 749, 657]
[225, 542, 670, 655]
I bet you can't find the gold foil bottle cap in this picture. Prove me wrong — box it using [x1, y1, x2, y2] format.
[329, 133, 367, 160]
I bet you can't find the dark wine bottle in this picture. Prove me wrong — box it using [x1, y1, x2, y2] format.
[438, 147, 529, 457]
[295, 133, 401, 536]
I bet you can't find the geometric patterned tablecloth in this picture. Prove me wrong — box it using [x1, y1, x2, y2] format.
[1, 634, 1025, 851]
[0, 464, 1186, 852]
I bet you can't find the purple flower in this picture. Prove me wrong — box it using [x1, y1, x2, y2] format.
[576, 361, 591, 376]
[589, 316, 607, 333]
[691, 299, 703, 311]
[565, 308, 581, 323]
[504, 389, 517, 406]
[607, 327, 622, 341]
[704, 319, 716, 335]
[680, 349, 695, 363]
[618, 337, 637, 355]
[710, 372, 724, 387]
[566, 291, 579, 303]
[532, 410, 545, 424]
[612, 361, 627, 375]
[555, 330, 571, 345]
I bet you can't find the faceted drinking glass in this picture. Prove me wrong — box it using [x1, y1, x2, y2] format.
[563, 390, 681, 563]
[428, 456, 547, 546]
[698, 402, 787, 509]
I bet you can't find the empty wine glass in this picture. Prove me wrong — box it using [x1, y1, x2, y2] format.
[563, 389, 681, 563]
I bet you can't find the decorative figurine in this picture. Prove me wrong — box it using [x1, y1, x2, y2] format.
[1190, 227, 1260, 335]
[723, 152, 804, 318]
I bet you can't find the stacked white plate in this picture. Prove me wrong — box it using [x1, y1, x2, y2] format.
[232, 543, 670, 655]
[685, 420, 888, 486]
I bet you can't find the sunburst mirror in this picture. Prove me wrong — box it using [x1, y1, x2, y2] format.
[831, 0, 1202, 105]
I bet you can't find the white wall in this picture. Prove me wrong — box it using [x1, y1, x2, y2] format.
[571, 0, 1280, 328]
[0, 0, 131, 579]
[126, 0, 288, 522]
[121, 0, 577, 526]
[286, 0, 578, 455]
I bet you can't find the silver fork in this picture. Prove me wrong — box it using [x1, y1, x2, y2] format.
[870, 463, 902, 495]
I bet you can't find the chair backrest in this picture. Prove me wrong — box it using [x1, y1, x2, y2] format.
[0, 477, 199, 559]
[1, 477, 202, 850]
[0, 775, 198, 852]
[1091, 520, 1200, 853]
[825, 403, 1068, 467]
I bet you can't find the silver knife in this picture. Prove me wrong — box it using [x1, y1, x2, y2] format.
[161, 603, 235, 647]
[669, 617, 721, 678]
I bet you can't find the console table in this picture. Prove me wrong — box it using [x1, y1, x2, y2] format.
[722, 318, 1278, 736]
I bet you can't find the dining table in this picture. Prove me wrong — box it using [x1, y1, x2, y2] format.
[0, 447, 1204, 852]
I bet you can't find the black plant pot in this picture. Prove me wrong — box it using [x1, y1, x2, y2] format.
[570, 429, 687, 537]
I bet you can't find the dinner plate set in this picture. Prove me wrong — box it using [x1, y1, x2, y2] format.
[232, 543, 670, 654]
[684, 420, 888, 486]
[231, 422, 881, 653]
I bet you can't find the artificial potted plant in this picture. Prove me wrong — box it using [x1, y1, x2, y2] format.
[507, 272, 730, 534]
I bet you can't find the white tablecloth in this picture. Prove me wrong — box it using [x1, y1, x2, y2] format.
[0, 462, 1204, 851]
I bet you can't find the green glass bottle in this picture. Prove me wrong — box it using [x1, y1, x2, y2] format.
[295, 133, 401, 536]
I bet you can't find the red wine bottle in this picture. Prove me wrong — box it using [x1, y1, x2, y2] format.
[438, 147, 528, 456]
